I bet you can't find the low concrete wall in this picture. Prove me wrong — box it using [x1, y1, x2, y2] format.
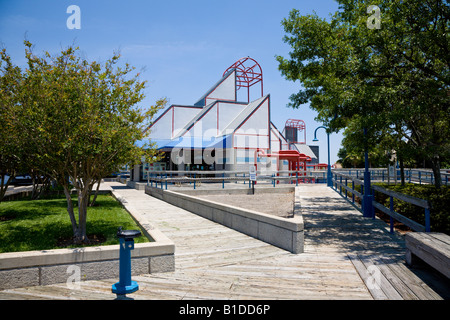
[146, 186, 304, 254]
[0, 190, 175, 290]
[126, 181, 147, 190]
[177, 186, 295, 196]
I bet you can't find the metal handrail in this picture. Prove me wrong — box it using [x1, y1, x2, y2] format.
[331, 171, 431, 233]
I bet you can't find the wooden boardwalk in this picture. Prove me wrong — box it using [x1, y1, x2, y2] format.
[0, 183, 448, 300]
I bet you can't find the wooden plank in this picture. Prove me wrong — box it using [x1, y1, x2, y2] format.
[372, 185, 429, 208]
[379, 256, 443, 300]
[337, 183, 362, 198]
[407, 233, 450, 257]
[0, 290, 51, 300]
[348, 254, 388, 300]
[405, 233, 450, 279]
[419, 233, 450, 256]
[364, 256, 419, 300]
[333, 173, 364, 185]
[354, 253, 407, 300]
[427, 233, 450, 247]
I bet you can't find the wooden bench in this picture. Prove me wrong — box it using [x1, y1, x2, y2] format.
[405, 232, 450, 279]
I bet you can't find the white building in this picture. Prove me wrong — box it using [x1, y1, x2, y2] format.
[133, 58, 320, 181]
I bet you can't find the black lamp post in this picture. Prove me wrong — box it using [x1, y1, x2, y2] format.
[362, 128, 374, 218]
[312, 126, 332, 187]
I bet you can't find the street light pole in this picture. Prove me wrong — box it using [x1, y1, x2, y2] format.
[362, 127, 374, 218]
[313, 126, 333, 187]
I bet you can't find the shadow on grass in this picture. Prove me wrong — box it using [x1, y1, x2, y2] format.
[0, 223, 73, 253]
[0, 195, 149, 253]
[1, 195, 123, 220]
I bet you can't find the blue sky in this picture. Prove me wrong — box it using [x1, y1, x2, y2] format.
[0, 0, 343, 164]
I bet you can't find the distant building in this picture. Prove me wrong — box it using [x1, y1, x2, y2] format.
[282, 119, 320, 167]
[131, 58, 321, 182]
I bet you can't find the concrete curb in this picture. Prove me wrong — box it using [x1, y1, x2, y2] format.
[146, 185, 304, 254]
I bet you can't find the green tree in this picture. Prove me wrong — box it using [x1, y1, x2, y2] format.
[337, 117, 392, 169]
[0, 49, 23, 202]
[11, 42, 165, 243]
[276, 0, 449, 188]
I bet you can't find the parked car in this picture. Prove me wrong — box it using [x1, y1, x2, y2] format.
[10, 175, 33, 186]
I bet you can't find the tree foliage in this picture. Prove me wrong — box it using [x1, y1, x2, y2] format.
[1, 42, 165, 243]
[276, 0, 449, 188]
[0, 49, 23, 201]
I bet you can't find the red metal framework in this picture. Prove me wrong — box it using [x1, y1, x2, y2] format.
[284, 119, 306, 145]
[223, 57, 263, 103]
[254, 149, 313, 183]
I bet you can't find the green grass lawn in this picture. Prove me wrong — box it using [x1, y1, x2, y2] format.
[0, 194, 149, 253]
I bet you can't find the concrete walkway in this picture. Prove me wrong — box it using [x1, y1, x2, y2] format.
[0, 182, 448, 300]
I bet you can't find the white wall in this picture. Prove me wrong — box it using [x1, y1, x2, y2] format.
[148, 108, 172, 140]
[172, 106, 202, 137]
[205, 70, 236, 105]
[217, 102, 247, 132]
[233, 98, 270, 150]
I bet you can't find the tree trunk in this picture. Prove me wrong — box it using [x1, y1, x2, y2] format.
[89, 179, 101, 207]
[399, 155, 405, 186]
[36, 176, 51, 200]
[62, 177, 94, 244]
[74, 187, 90, 244]
[31, 173, 37, 200]
[63, 183, 78, 236]
[30, 172, 50, 200]
[0, 173, 13, 203]
[430, 155, 442, 189]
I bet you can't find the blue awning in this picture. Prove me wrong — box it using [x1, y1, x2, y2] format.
[135, 139, 172, 149]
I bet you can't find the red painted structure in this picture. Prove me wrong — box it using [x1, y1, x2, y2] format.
[308, 163, 329, 170]
[254, 149, 313, 183]
[284, 119, 306, 145]
[223, 57, 263, 103]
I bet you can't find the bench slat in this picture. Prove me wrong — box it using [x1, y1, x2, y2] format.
[405, 232, 450, 279]
[428, 233, 450, 246]
[417, 233, 450, 256]
[408, 233, 450, 256]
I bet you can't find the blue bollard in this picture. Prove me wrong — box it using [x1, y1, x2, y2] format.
[112, 227, 141, 296]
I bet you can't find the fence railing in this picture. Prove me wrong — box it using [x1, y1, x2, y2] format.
[371, 185, 431, 232]
[145, 169, 433, 232]
[331, 172, 364, 210]
[146, 170, 330, 189]
[331, 171, 432, 233]
[332, 168, 449, 186]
